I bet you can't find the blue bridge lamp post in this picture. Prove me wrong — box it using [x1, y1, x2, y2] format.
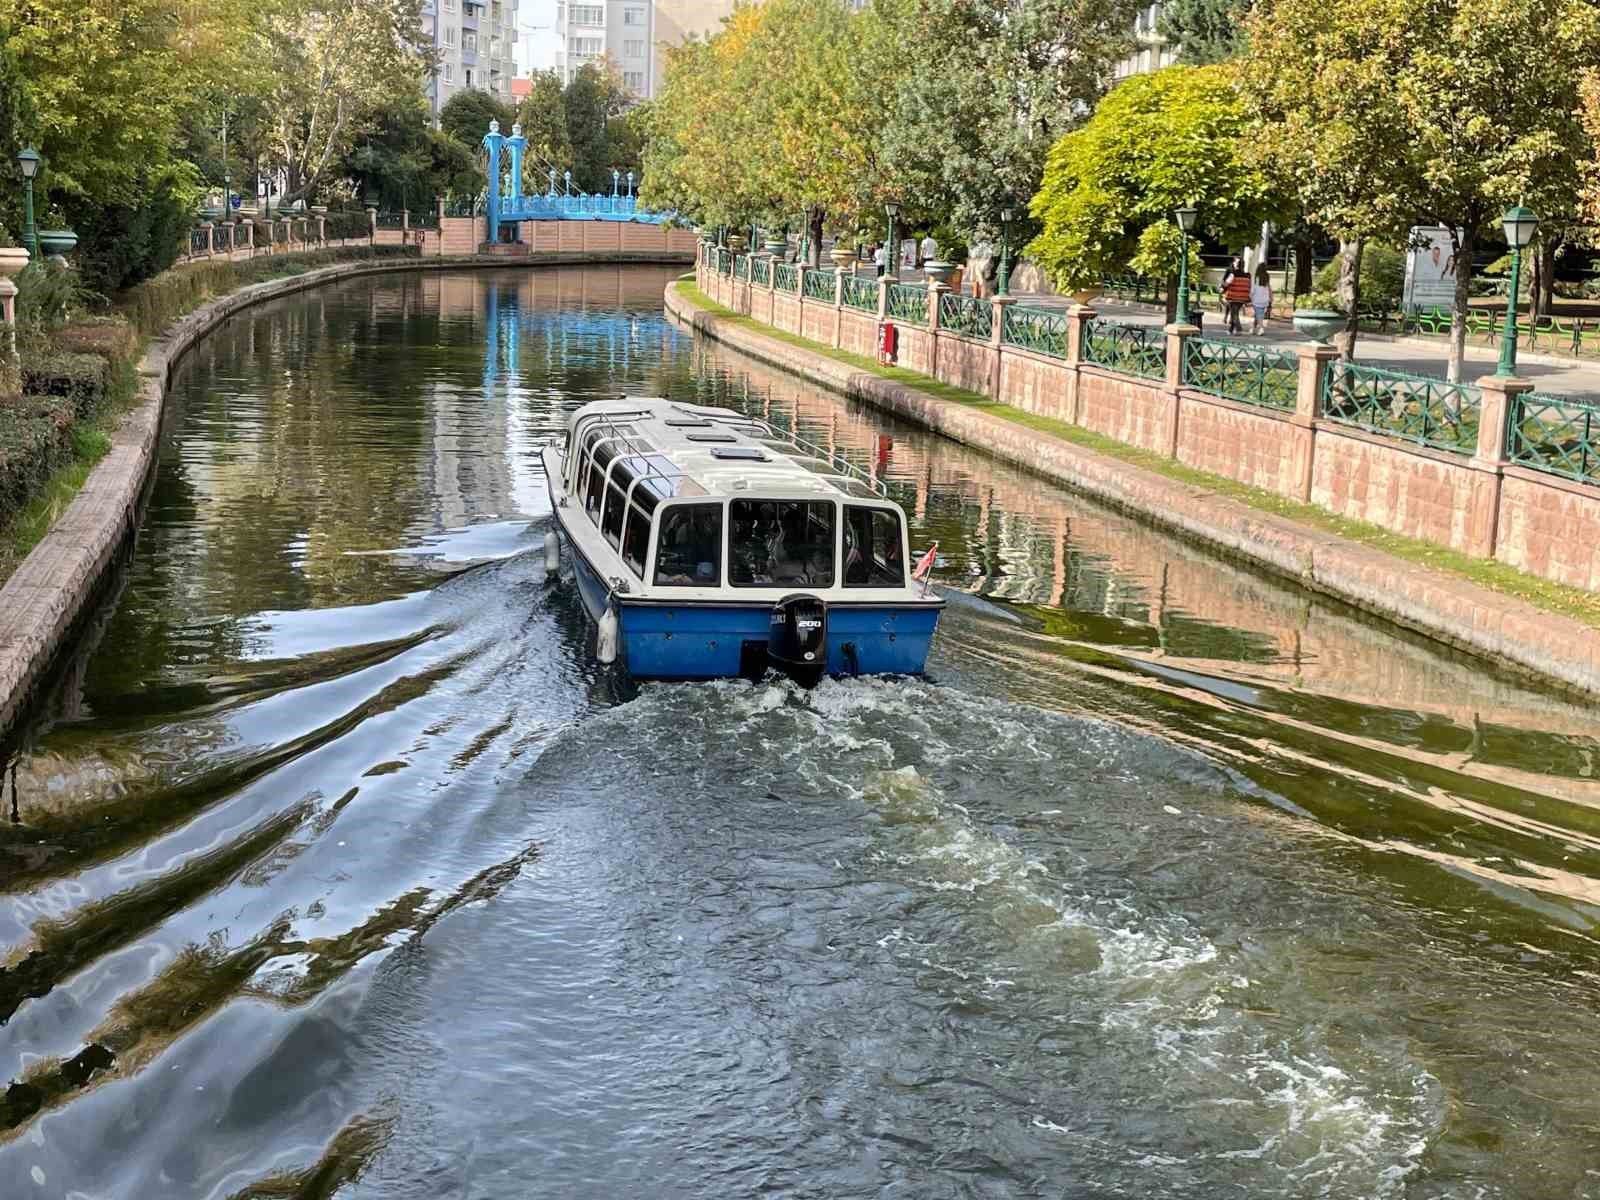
[17, 147, 41, 259]
[1496, 205, 1538, 377]
[1174, 205, 1198, 325]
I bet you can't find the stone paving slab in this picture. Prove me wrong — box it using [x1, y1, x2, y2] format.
[667, 280, 1600, 698]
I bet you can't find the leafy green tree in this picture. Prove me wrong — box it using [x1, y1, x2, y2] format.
[1028, 64, 1283, 306]
[439, 89, 516, 153]
[516, 69, 574, 191]
[877, 0, 1143, 247]
[1241, 0, 1600, 379]
[563, 62, 635, 193]
[341, 93, 479, 211]
[1157, 0, 1251, 63]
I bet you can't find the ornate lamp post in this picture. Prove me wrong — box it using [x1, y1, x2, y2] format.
[17, 147, 41, 260]
[884, 199, 901, 281]
[1174, 205, 1198, 324]
[996, 207, 1014, 296]
[1496, 204, 1539, 377]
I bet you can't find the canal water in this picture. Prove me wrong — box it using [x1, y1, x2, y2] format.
[4, 266, 1600, 1199]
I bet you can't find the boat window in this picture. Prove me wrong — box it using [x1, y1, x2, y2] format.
[602, 482, 627, 547]
[654, 503, 722, 586]
[844, 506, 905, 587]
[622, 503, 651, 578]
[729, 499, 835, 587]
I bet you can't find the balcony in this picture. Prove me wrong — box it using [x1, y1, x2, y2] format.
[461, 46, 478, 65]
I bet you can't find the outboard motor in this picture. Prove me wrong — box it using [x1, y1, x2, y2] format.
[769, 593, 828, 685]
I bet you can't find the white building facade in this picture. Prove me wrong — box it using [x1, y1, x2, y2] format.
[421, 0, 522, 117]
[555, 0, 658, 98]
[1113, 2, 1178, 79]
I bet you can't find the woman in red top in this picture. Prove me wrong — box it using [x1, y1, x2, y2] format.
[1221, 258, 1252, 335]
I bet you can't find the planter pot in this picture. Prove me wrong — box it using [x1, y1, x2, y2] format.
[0, 246, 30, 279]
[1293, 309, 1345, 344]
[923, 259, 957, 285]
[829, 246, 857, 270]
[728, 235, 748, 253]
[37, 230, 78, 256]
[764, 238, 789, 258]
[1071, 287, 1102, 306]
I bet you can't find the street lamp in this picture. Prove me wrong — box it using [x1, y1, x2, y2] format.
[1174, 205, 1198, 324]
[884, 200, 901, 281]
[1497, 204, 1539, 377]
[997, 207, 1014, 296]
[17, 147, 41, 259]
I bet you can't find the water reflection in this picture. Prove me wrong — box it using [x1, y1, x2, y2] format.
[3, 268, 1600, 1199]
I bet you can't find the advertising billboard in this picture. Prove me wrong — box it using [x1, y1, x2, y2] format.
[1403, 227, 1462, 313]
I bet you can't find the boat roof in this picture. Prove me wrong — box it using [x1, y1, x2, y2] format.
[568, 397, 893, 502]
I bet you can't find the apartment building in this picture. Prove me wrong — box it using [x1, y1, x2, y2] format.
[555, 0, 658, 98]
[421, 0, 521, 117]
[1113, 2, 1178, 79]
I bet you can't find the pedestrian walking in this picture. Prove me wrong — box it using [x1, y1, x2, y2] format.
[1249, 264, 1272, 336]
[873, 242, 886, 277]
[1221, 257, 1251, 335]
[919, 231, 938, 267]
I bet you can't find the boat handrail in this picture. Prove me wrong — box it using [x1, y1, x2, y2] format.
[584, 414, 691, 503]
[739, 418, 891, 499]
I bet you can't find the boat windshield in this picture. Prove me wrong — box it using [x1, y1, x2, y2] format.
[843, 506, 906, 587]
[729, 499, 835, 588]
[654, 504, 723, 586]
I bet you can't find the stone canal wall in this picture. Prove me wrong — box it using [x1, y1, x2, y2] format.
[0, 249, 694, 744]
[670, 266, 1600, 698]
[693, 248, 1600, 593]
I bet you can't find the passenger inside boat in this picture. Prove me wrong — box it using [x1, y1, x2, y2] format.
[844, 506, 906, 587]
[654, 503, 722, 586]
[730, 499, 835, 587]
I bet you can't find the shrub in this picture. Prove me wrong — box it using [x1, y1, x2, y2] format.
[1313, 244, 1406, 310]
[70, 163, 200, 295]
[50, 317, 140, 363]
[0, 395, 77, 515]
[21, 352, 111, 418]
[13, 260, 99, 330]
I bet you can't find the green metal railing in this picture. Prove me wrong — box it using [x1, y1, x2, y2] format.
[1182, 337, 1298, 411]
[802, 267, 836, 300]
[734, 254, 750, 281]
[1320, 362, 1480, 454]
[1082, 319, 1167, 381]
[939, 293, 993, 339]
[886, 282, 927, 323]
[774, 263, 799, 293]
[1507, 391, 1600, 484]
[750, 255, 771, 286]
[1001, 305, 1068, 358]
[841, 273, 877, 312]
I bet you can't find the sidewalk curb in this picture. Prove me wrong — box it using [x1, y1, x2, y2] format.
[666, 280, 1600, 698]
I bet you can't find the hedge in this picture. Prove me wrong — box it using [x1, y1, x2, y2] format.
[0, 395, 77, 515]
[120, 244, 419, 338]
[21, 353, 112, 418]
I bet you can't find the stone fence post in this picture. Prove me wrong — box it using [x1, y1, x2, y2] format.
[1470, 375, 1532, 558]
[832, 268, 846, 348]
[877, 275, 890, 323]
[238, 220, 252, 253]
[317, 214, 327, 244]
[367, 205, 378, 242]
[927, 281, 949, 379]
[1162, 321, 1199, 459]
[1293, 342, 1339, 501]
[202, 221, 215, 257]
[989, 295, 1016, 399]
[1065, 305, 1096, 365]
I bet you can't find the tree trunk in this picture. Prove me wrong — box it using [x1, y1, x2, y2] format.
[1539, 240, 1557, 316]
[1334, 238, 1364, 363]
[807, 208, 825, 268]
[1293, 231, 1315, 296]
[1164, 271, 1178, 325]
[1448, 226, 1475, 384]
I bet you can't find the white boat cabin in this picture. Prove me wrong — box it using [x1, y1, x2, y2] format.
[554, 399, 921, 600]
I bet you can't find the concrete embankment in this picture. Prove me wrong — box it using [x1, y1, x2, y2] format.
[665, 278, 1600, 698]
[0, 251, 692, 744]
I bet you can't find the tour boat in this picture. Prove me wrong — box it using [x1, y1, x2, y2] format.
[539, 398, 944, 681]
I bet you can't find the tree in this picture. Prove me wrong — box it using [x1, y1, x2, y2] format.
[877, 0, 1143, 248]
[439, 88, 515, 153]
[1241, 0, 1600, 379]
[516, 70, 574, 192]
[564, 62, 635, 193]
[1157, 0, 1251, 64]
[340, 92, 479, 211]
[261, 0, 435, 205]
[1028, 65, 1283, 305]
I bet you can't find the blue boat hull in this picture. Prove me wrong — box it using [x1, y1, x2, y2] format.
[561, 527, 939, 679]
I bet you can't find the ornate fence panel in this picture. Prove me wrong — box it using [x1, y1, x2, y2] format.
[376, 212, 406, 230]
[938, 293, 993, 340]
[734, 254, 750, 281]
[841, 273, 877, 313]
[1320, 362, 1480, 454]
[1507, 391, 1600, 484]
[1082, 319, 1167, 381]
[750, 255, 771, 286]
[1000, 305, 1068, 358]
[802, 268, 836, 300]
[886, 283, 928, 323]
[774, 263, 800, 293]
[189, 229, 210, 257]
[1181, 338, 1298, 411]
[213, 225, 233, 253]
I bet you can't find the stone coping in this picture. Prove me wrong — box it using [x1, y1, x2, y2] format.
[665, 279, 1600, 699]
[0, 250, 692, 744]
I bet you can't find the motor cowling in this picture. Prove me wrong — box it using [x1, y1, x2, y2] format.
[769, 594, 828, 681]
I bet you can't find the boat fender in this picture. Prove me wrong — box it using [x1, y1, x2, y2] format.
[544, 530, 560, 576]
[597, 602, 620, 665]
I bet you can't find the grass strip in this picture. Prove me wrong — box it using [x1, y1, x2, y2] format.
[676, 278, 1600, 630]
